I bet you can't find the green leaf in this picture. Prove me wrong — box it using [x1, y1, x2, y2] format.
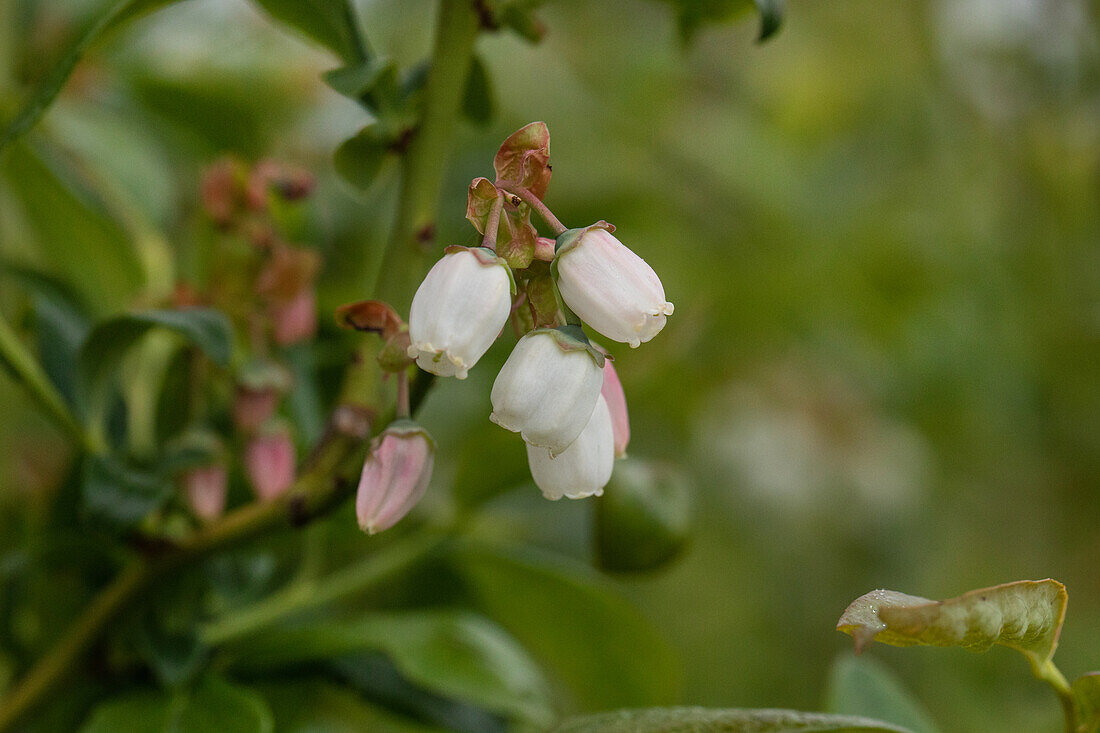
[461, 56, 494, 125]
[753, 0, 784, 42]
[823, 656, 940, 733]
[1073, 673, 1100, 733]
[0, 0, 185, 154]
[2, 144, 145, 313]
[553, 708, 913, 732]
[334, 126, 392, 191]
[449, 542, 680, 709]
[835, 580, 1068, 669]
[173, 676, 274, 733]
[594, 459, 692, 574]
[81, 677, 272, 733]
[224, 611, 553, 726]
[323, 57, 398, 104]
[81, 690, 172, 733]
[82, 455, 173, 526]
[249, 0, 366, 64]
[666, 0, 783, 45]
[254, 680, 446, 732]
[79, 308, 233, 406]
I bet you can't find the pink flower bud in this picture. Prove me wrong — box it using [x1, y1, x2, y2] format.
[407, 247, 513, 379]
[600, 361, 630, 458]
[356, 423, 435, 534]
[245, 427, 296, 501]
[490, 328, 603, 454]
[271, 288, 318, 345]
[527, 394, 615, 500]
[555, 225, 674, 348]
[183, 464, 228, 521]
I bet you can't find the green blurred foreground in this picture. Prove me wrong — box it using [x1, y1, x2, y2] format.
[1, 0, 1098, 731]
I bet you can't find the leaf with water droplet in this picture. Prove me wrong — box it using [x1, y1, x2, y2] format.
[836, 580, 1067, 670]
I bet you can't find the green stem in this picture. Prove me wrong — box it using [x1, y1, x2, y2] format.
[1032, 657, 1079, 733]
[0, 310, 102, 455]
[497, 181, 568, 236]
[200, 530, 445, 644]
[373, 0, 480, 310]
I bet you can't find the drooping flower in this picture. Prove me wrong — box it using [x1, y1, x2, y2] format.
[183, 464, 228, 521]
[554, 224, 674, 348]
[490, 327, 603, 454]
[600, 360, 630, 458]
[527, 394, 615, 500]
[356, 422, 435, 534]
[244, 423, 296, 501]
[407, 246, 514, 379]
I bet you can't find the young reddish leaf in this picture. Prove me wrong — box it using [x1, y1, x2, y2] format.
[836, 580, 1067, 668]
[526, 275, 561, 328]
[465, 177, 501, 234]
[334, 300, 404, 338]
[493, 122, 551, 198]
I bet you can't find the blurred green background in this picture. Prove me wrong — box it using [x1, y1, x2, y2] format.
[1, 0, 1098, 731]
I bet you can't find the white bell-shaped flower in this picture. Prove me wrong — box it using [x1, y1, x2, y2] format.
[527, 394, 615, 500]
[490, 328, 603, 454]
[407, 246, 513, 379]
[554, 225, 674, 348]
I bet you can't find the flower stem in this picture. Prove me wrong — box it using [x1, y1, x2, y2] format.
[480, 189, 504, 250]
[0, 310, 102, 455]
[395, 369, 410, 418]
[497, 182, 568, 236]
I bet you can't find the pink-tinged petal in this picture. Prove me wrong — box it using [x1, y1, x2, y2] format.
[555, 227, 673, 348]
[183, 464, 228, 521]
[600, 361, 630, 458]
[357, 426, 435, 534]
[245, 430, 296, 501]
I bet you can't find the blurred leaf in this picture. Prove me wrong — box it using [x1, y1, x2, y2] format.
[835, 580, 1068, 668]
[594, 459, 691, 574]
[334, 126, 392, 191]
[81, 677, 272, 732]
[330, 653, 506, 733]
[0, 0, 184, 154]
[753, 0, 784, 42]
[461, 56, 494, 125]
[1074, 673, 1100, 732]
[449, 542, 680, 709]
[451, 420, 530, 508]
[553, 708, 913, 732]
[249, 0, 366, 64]
[32, 289, 92, 408]
[79, 308, 233, 406]
[254, 680, 446, 732]
[81, 455, 172, 526]
[224, 611, 553, 726]
[823, 656, 940, 733]
[664, 0, 783, 44]
[2, 144, 144, 312]
[173, 675, 274, 733]
[81, 690, 172, 733]
[323, 57, 399, 110]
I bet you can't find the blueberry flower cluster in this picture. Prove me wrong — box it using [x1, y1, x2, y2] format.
[404, 123, 672, 501]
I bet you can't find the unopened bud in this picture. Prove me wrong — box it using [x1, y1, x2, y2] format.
[356, 422, 435, 534]
[271, 288, 318, 346]
[245, 425, 296, 501]
[183, 464, 228, 521]
[600, 360, 630, 458]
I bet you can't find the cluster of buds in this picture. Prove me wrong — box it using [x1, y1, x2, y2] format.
[406, 123, 671, 501]
[170, 158, 317, 522]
